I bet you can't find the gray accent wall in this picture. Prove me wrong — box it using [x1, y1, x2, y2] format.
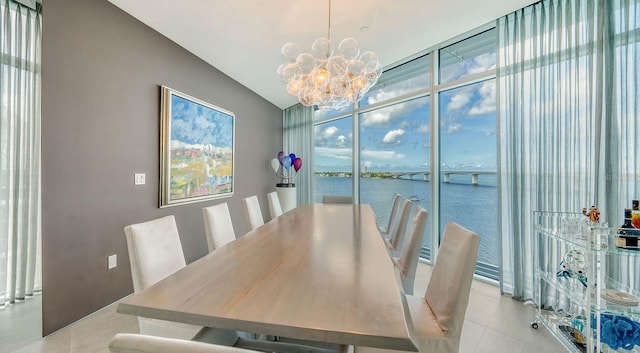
[41, 0, 282, 336]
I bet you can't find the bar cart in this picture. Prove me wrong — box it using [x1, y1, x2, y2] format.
[532, 211, 640, 353]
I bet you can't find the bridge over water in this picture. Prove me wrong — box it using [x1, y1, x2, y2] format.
[388, 171, 496, 185]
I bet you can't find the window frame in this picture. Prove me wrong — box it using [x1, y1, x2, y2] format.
[312, 22, 498, 281]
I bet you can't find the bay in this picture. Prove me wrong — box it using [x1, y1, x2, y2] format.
[314, 175, 499, 267]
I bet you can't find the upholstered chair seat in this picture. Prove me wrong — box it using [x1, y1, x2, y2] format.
[405, 296, 445, 339]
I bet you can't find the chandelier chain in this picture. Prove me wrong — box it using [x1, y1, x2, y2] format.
[327, 0, 331, 40]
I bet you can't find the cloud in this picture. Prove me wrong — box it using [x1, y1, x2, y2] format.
[439, 51, 497, 82]
[446, 91, 472, 111]
[361, 110, 394, 126]
[361, 98, 427, 127]
[365, 74, 428, 105]
[320, 126, 339, 140]
[171, 103, 233, 147]
[333, 155, 352, 160]
[382, 129, 405, 144]
[467, 52, 497, 75]
[315, 147, 352, 160]
[417, 124, 429, 133]
[363, 160, 373, 168]
[469, 81, 496, 115]
[447, 123, 462, 133]
[315, 125, 351, 147]
[443, 80, 495, 117]
[362, 149, 406, 160]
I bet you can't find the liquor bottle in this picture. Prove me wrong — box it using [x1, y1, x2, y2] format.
[632, 200, 640, 229]
[616, 208, 640, 249]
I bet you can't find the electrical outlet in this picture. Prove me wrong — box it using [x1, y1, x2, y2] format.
[134, 173, 146, 185]
[108, 254, 117, 269]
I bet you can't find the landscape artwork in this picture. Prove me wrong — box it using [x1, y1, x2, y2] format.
[160, 86, 234, 207]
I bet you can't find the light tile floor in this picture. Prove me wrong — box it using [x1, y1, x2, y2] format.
[1, 262, 566, 353]
[0, 295, 43, 353]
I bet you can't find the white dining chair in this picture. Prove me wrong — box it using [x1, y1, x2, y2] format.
[322, 195, 353, 204]
[383, 197, 412, 254]
[356, 222, 480, 353]
[378, 194, 401, 236]
[109, 333, 251, 353]
[392, 206, 428, 295]
[109, 333, 345, 353]
[124, 215, 205, 339]
[267, 191, 283, 220]
[242, 195, 264, 231]
[203, 203, 237, 252]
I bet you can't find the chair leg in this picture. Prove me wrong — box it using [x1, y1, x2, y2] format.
[235, 337, 342, 353]
[401, 277, 415, 295]
[191, 327, 241, 346]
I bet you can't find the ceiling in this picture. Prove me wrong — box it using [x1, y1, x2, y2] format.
[106, 0, 538, 110]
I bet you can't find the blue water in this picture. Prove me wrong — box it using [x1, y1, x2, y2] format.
[314, 175, 498, 266]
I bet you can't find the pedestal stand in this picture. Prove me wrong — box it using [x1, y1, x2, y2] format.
[276, 183, 296, 213]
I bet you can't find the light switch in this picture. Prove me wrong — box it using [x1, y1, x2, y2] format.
[108, 254, 117, 269]
[134, 173, 146, 185]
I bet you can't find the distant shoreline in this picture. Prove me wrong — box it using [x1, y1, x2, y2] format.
[314, 173, 498, 187]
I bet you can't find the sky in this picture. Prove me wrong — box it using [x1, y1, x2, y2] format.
[171, 94, 234, 148]
[314, 50, 498, 173]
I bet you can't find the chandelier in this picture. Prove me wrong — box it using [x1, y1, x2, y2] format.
[277, 0, 382, 111]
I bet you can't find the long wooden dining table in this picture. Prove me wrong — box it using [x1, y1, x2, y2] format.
[117, 203, 418, 351]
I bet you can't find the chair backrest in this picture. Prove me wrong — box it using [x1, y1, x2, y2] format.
[322, 195, 353, 204]
[382, 194, 402, 233]
[109, 333, 247, 353]
[203, 203, 236, 252]
[242, 195, 264, 231]
[425, 221, 480, 336]
[267, 191, 283, 220]
[124, 215, 186, 292]
[387, 197, 412, 250]
[396, 206, 428, 290]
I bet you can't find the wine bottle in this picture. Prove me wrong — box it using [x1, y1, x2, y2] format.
[632, 200, 640, 229]
[616, 208, 640, 249]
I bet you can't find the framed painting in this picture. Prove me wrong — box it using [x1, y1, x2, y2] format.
[160, 86, 235, 207]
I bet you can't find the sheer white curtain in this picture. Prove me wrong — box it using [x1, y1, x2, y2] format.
[283, 104, 314, 205]
[497, 0, 639, 300]
[0, 0, 41, 308]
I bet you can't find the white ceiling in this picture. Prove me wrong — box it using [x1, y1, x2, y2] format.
[106, 0, 538, 110]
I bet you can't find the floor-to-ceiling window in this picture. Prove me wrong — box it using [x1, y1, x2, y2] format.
[358, 55, 433, 257]
[313, 115, 353, 202]
[313, 25, 498, 279]
[0, 0, 42, 308]
[437, 29, 498, 278]
[0, 0, 42, 347]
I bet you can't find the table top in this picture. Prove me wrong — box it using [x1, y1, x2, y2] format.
[117, 203, 418, 351]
